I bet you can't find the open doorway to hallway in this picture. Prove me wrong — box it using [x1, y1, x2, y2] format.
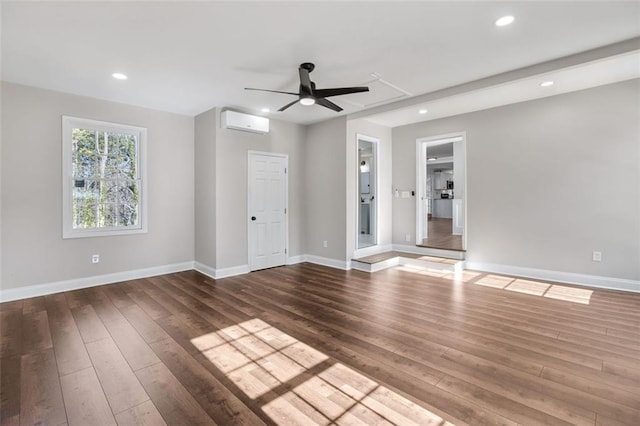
[416, 133, 466, 252]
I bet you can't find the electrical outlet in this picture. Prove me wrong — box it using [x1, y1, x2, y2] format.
[405, 234, 411, 242]
[592, 251, 602, 262]
[323, 240, 328, 248]
[92, 254, 100, 264]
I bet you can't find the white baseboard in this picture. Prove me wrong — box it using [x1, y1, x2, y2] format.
[4, 256, 636, 303]
[0, 261, 194, 303]
[392, 244, 465, 260]
[304, 255, 350, 271]
[465, 261, 640, 294]
[194, 262, 250, 280]
[287, 255, 306, 265]
[352, 244, 394, 259]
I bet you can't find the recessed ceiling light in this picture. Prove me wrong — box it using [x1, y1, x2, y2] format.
[540, 81, 554, 87]
[419, 109, 428, 114]
[427, 157, 438, 161]
[112, 72, 128, 80]
[495, 16, 515, 27]
[299, 97, 315, 106]
[261, 108, 270, 113]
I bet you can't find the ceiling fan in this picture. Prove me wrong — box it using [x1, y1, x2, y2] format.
[245, 62, 369, 112]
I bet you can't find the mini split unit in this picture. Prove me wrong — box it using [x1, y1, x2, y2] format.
[221, 110, 269, 134]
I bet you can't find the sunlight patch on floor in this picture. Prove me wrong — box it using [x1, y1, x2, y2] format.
[192, 318, 453, 425]
[544, 285, 593, 304]
[474, 274, 514, 289]
[396, 264, 450, 278]
[442, 270, 482, 283]
[505, 279, 551, 296]
[395, 265, 592, 305]
[264, 363, 452, 425]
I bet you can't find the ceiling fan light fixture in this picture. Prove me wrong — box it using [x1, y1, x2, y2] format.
[300, 97, 315, 106]
[495, 15, 515, 27]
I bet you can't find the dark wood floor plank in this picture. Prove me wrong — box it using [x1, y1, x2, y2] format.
[60, 367, 116, 426]
[273, 268, 640, 393]
[119, 304, 170, 344]
[83, 287, 126, 324]
[3, 263, 640, 425]
[21, 297, 46, 314]
[64, 288, 92, 310]
[101, 284, 136, 310]
[85, 337, 150, 414]
[0, 300, 23, 312]
[70, 304, 110, 344]
[262, 266, 638, 388]
[205, 278, 505, 424]
[124, 282, 172, 320]
[21, 310, 53, 355]
[1, 309, 22, 358]
[1, 308, 23, 424]
[113, 400, 167, 426]
[44, 294, 92, 376]
[0, 355, 21, 425]
[102, 317, 160, 372]
[135, 362, 217, 426]
[149, 337, 267, 425]
[20, 349, 67, 426]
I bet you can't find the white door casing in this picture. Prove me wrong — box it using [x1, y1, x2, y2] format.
[248, 151, 288, 271]
[416, 133, 467, 249]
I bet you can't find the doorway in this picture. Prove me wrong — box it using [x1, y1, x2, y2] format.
[248, 151, 288, 271]
[416, 133, 466, 251]
[357, 135, 379, 249]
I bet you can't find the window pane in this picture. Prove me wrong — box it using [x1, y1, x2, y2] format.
[102, 180, 118, 203]
[64, 117, 145, 237]
[72, 128, 99, 178]
[73, 154, 98, 178]
[118, 180, 139, 226]
[103, 133, 137, 179]
[72, 180, 99, 229]
[101, 203, 117, 227]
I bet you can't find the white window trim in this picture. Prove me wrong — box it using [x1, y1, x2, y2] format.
[62, 116, 148, 239]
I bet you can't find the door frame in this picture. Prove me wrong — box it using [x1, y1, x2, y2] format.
[355, 134, 380, 251]
[415, 132, 467, 249]
[247, 150, 289, 271]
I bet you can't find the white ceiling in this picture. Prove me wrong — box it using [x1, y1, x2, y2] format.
[2, 1, 639, 126]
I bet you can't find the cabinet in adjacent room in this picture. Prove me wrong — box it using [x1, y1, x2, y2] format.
[434, 170, 453, 190]
[433, 199, 453, 218]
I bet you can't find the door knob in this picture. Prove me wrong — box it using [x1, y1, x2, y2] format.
[251, 216, 256, 221]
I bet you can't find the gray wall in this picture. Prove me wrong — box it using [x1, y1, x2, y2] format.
[193, 107, 306, 270]
[346, 118, 393, 257]
[1, 83, 195, 289]
[194, 108, 217, 267]
[304, 117, 348, 261]
[392, 79, 640, 280]
[215, 110, 306, 269]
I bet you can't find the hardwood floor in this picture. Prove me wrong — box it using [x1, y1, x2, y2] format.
[2, 264, 639, 425]
[420, 217, 464, 251]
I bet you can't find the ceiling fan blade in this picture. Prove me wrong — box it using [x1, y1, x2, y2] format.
[313, 87, 369, 98]
[278, 99, 300, 112]
[245, 88, 299, 96]
[315, 98, 343, 112]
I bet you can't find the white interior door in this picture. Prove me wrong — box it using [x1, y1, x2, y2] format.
[248, 152, 287, 271]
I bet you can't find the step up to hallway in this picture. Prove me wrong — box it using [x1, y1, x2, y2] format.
[351, 250, 464, 274]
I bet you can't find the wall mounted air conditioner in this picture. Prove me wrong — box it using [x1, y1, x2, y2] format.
[221, 110, 269, 134]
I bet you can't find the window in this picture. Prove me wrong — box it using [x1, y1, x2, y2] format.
[62, 116, 147, 238]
